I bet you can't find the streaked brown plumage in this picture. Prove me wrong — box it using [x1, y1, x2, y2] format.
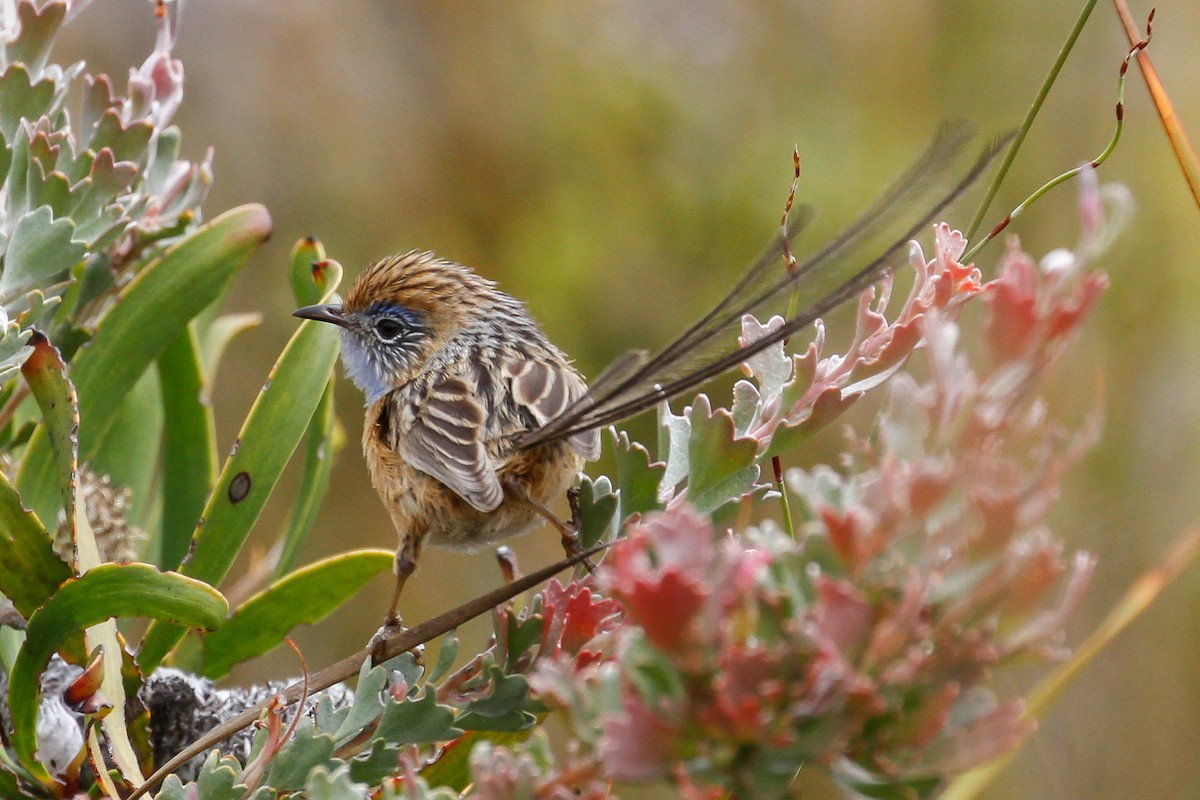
[294, 123, 1009, 627]
[295, 252, 601, 622]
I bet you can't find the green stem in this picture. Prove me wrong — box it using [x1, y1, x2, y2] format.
[772, 455, 796, 538]
[965, 0, 1099, 243]
[963, 15, 1150, 263]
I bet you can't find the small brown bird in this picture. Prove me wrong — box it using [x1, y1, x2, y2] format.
[295, 253, 600, 625]
[294, 123, 1006, 629]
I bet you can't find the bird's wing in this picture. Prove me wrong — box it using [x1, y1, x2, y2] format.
[503, 357, 601, 461]
[396, 374, 504, 513]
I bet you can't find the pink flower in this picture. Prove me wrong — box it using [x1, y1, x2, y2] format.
[538, 579, 623, 666]
[604, 506, 714, 653]
[736, 222, 990, 455]
[599, 694, 679, 781]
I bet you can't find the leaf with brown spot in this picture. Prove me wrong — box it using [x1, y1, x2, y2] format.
[138, 254, 342, 673]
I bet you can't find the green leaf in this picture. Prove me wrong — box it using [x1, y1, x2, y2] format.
[276, 378, 339, 576]
[502, 614, 542, 672]
[28, 167, 71, 222]
[8, 563, 227, 785]
[289, 236, 335, 307]
[624, 634, 687, 704]
[67, 149, 138, 238]
[19, 332, 76, 514]
[5, 1, 67, 75]
[741, 317, 794, 398]
[0, 310, 33, 380]
[685, 394, 761, 513]
[0, 129, 9, 192]
[454, 665, 536, 732]
[16, 331, 95, 679]
[306, 764, 368, 800]
[464, 665, 531, 717]
[427, 630, 460, 684]
[332, 660, 389, 747]
[0, 206, 86, 301]
[454, 709, 535, 733]
[137, 257, 342, 672]
[144, 126, 182, 191]
[0, 470, 69, 618]
[0, 764, 23, 800]
[86, 112, 153, 167]
[610, 428, 665, 524]
[657, 400, 692, 495]
[314, 695, 351, 736]
[157, 327, 217, 569]
[731, 379, 762, 436]
[575, 474, 616, 550]
[348, 740, 403, 786]
[263, 720, 336, 793]
[0, 64, 55, 141]
[154, 775, 189, 800]
[200, 549, 392, 679]
[75, 513, 145, 786]
[383, 650, 425, 690]
[196, 312, 261, 382]
[16, 204, 272, 531]
[375, 690, 463, 745]
[763, 389, 859, 459]
[194, 751, 245, 800]
[89, 366, 162, 533]
[275, 238, 342, 575]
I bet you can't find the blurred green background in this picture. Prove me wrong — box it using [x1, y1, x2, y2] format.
[59, 1, 1200, 797]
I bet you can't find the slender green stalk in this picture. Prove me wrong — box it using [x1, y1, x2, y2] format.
[964, 19, 1151, 262]
[965, 0, 1099, 243]
[775, 150, 801, 538]
[772, 454, 796, 539]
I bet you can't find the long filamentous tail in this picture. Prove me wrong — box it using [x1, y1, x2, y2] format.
[517, 121, 1013, 449]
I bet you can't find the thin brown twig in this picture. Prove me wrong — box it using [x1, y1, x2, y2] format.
[1111, 1, 1200, 209]
[126, 542, 608, 799]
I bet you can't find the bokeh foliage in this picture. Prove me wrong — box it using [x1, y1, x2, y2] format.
[2, 1, 1197, 799]
[0, 2, 380, 793]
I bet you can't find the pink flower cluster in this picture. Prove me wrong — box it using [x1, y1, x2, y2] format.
[500, 225, 1106, 798]
[737, 223, 989, 453]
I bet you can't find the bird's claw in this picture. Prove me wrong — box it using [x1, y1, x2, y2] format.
[369, 613, 410, 667]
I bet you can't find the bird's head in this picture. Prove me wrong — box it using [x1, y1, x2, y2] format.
[294, 251, 495, 403]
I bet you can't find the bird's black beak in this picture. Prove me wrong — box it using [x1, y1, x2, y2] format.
[293, 303, 348, 327]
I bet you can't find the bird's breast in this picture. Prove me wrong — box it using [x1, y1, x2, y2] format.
[362, 397, 584, 550]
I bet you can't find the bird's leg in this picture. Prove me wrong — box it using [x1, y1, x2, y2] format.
[502, 478, 595, 571]
[567, 485, 583, 533]
[385, 551, 415, 626]
[370, 539, 421, 666]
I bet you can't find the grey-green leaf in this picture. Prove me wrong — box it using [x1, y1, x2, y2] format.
[686, 394, 761, 513]
[16, 204, 272, 528]
[1, 206, 86, 297]
[375, 690, 463, 745]
[262, 720, 335, 793]
[610, 428, 665, 524]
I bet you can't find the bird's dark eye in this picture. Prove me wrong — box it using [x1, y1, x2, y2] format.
[374, 318, 406, 341]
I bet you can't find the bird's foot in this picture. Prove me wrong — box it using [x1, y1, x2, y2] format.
[567, 485, 584, 533]
[560, 527, 596, 573]
[368, 612, 422, 667]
